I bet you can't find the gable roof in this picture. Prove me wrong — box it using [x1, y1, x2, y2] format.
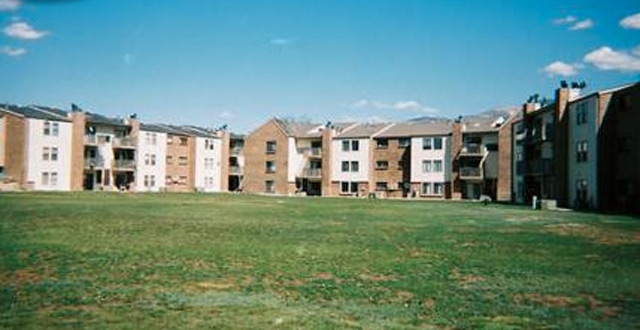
[0, 104, 70, 122]
[335, 122, 391, 139]
[375, 121, 452, 138]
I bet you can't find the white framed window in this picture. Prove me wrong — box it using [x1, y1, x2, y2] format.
[422, 160, 432, 173]
[434, 137, 443, 150]
[205, 139, 215, 150]
[150, 154, 156, 166]
[342, 140, 350, 151]
[50, 147, 58, 161]
[341, 161, 349, 172]
[423, 138, 432, 150]
[350, 161, 359, 172]
[43, 121, 51, 136]
[434, 182, 443, 195]
[421, 182, 444, 196]
[150, 175, 156, 187]
[421, 182, 432, 195]
[433, 160, 443, 173]
[42, 172, 49, 185]
[42, 147, 50, 161]
[144, 175, 150, 187]
[351, 140, 359, 151]
[265, 161, 276, 173]
[144, 154, 150, 166]
[340, 181, 359, 194]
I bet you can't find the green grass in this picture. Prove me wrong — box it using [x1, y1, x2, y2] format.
[0, 193, 639, 329]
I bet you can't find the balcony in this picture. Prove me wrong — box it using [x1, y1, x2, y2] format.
[230, 146, 243, 155]
[229, 166, 243, 175]
[459, 167, 483, 180]
[299, 147, 322, 158]
[460, 144, 486, 157]
[84, 135, 97, 145]
[113, 136, 136, 149]
[300, 168, 322, 179]
[84, 157, 105, 169]
[114, 159, 136, 170]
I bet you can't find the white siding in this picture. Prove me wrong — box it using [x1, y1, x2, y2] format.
[567, 96, 599, 208]
[24, 118, 73, 191]
[410, 136, 451, 183]
[287, 137, 305, 182]
[135, 130, 167, 192]
[331, 138, 370, 182]
[194, 137, 222, 192]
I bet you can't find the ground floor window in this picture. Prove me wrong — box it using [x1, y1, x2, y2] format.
[340, 181, 359, 194]
[421, 182, 444, 196]
[265, 180, 275, 193]
[375, 182, 388, 191]
[144, 175, 156, 188]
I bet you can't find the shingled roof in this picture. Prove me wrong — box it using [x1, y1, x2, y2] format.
[375, 121, 452, 138]
[0, 104, 70, 121]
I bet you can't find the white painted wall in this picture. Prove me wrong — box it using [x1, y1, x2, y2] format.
[135, 130, 167, 192]
[331, 138, 370, 182]
[410, 136, 451, 183]
[24, 118, 73, 191]
[194, 137, 222, 192]
[287, 137, 305, 182]
[567, 96, 599, 208]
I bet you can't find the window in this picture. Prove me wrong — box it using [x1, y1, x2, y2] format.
[434, 137, 443, 150]
[178, 176, 188, 185]
[576, 141, 588, 162]
[166, 155, 173, 165]
[351, 140, 359, 151]
[52, 122, 59, 136]
[50, 172, 58, 186]
[165, 175, 173, 185]
[167, 136, 174, 145]
[266, 141, 277, 153]
[421, 182, 432, 195]
[51, 147, 58, 161]
[145, 132, 157, 145]
[342, 140, 350, 151]
[576, 179, 588, 204]
[376, 161, 389, 170]
[422, 160, 432, 173]
[350, 161, 359, 172]
[265, 161, 276, 173]
[376, 139, 388, 149]
[144, 154, 150, 166]
[43, 121, 51, 135]
[205, 139, 215, 150]
[433, 160, 443, 173]
[341, 161, 350, 172]
[179, 156, 188, 166]
[144, 175, 150, 187]
[150, 154, 156, 166]
[42, 172, 49, 185]
[150, 175, 155, 187]
[42, 147, 50, 161]
[399, 138, 411, 148]
[376, 182, 388, 191]
[576, 103, 588, 125]
[179, 137, 188, 146]
[433, 182, 443, 195]
[265, 180, 275, 193]
[341, 181, 359, 194]
[423, 138, 432, 150]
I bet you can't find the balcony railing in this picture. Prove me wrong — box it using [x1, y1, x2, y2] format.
[459, 167, 483, 179]
[114, 159, 136, 170]
[229, 166, 243, 175]
[460, 144, 485, 156]
[299, 147, 322, 158]
[84, 157, 105, 168]
[230, 146, 243, 155]
[113, 137, 136, 148]
[300, 168, 322, 178]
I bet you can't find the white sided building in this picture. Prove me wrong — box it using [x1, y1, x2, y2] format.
[1, 105, 73, 191]
[408, 123, 452, 198]
[330, 123, 389, 196]
[135, 124, 168, 192]
[181, 126, 223, 192]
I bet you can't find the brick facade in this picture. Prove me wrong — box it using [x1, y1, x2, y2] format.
[371, 138, 410, 197]
[243, 119, 291, 195]
[2, 113, 26, 185]
[165, 134, 194, 192]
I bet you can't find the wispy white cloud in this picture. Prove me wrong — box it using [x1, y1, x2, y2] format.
[0, 0, 20, 11]
[569, 19, 594, 31]
[543, 61, 580, 77]
[3, 21, 49, 40]
[0, 45, 26, 57]
[269, 38, 293, 46]
[553, 15, 577, 25]
[584, 46, 640, 72]
[620, 13, 640, 29]
[350, 99, 439, 114]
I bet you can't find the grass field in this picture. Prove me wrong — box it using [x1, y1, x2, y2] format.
[0, 193, 639, 329]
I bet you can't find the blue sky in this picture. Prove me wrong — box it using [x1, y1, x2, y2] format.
[1, 0, 639, 132]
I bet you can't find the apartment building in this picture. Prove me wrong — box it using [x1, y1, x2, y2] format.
[161, 126, 196, 192]
[69, 110, 139, 191]
[0, 105, 73, 191]
[330, 123, 389, 197]
[135, 124, 168, 192]
[180, 126, 224, 192]
[566, 83, 640, 213]
[452, 111, 515, 201]
[408, 122, 453, 199]
[228, 133, 245, 192]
